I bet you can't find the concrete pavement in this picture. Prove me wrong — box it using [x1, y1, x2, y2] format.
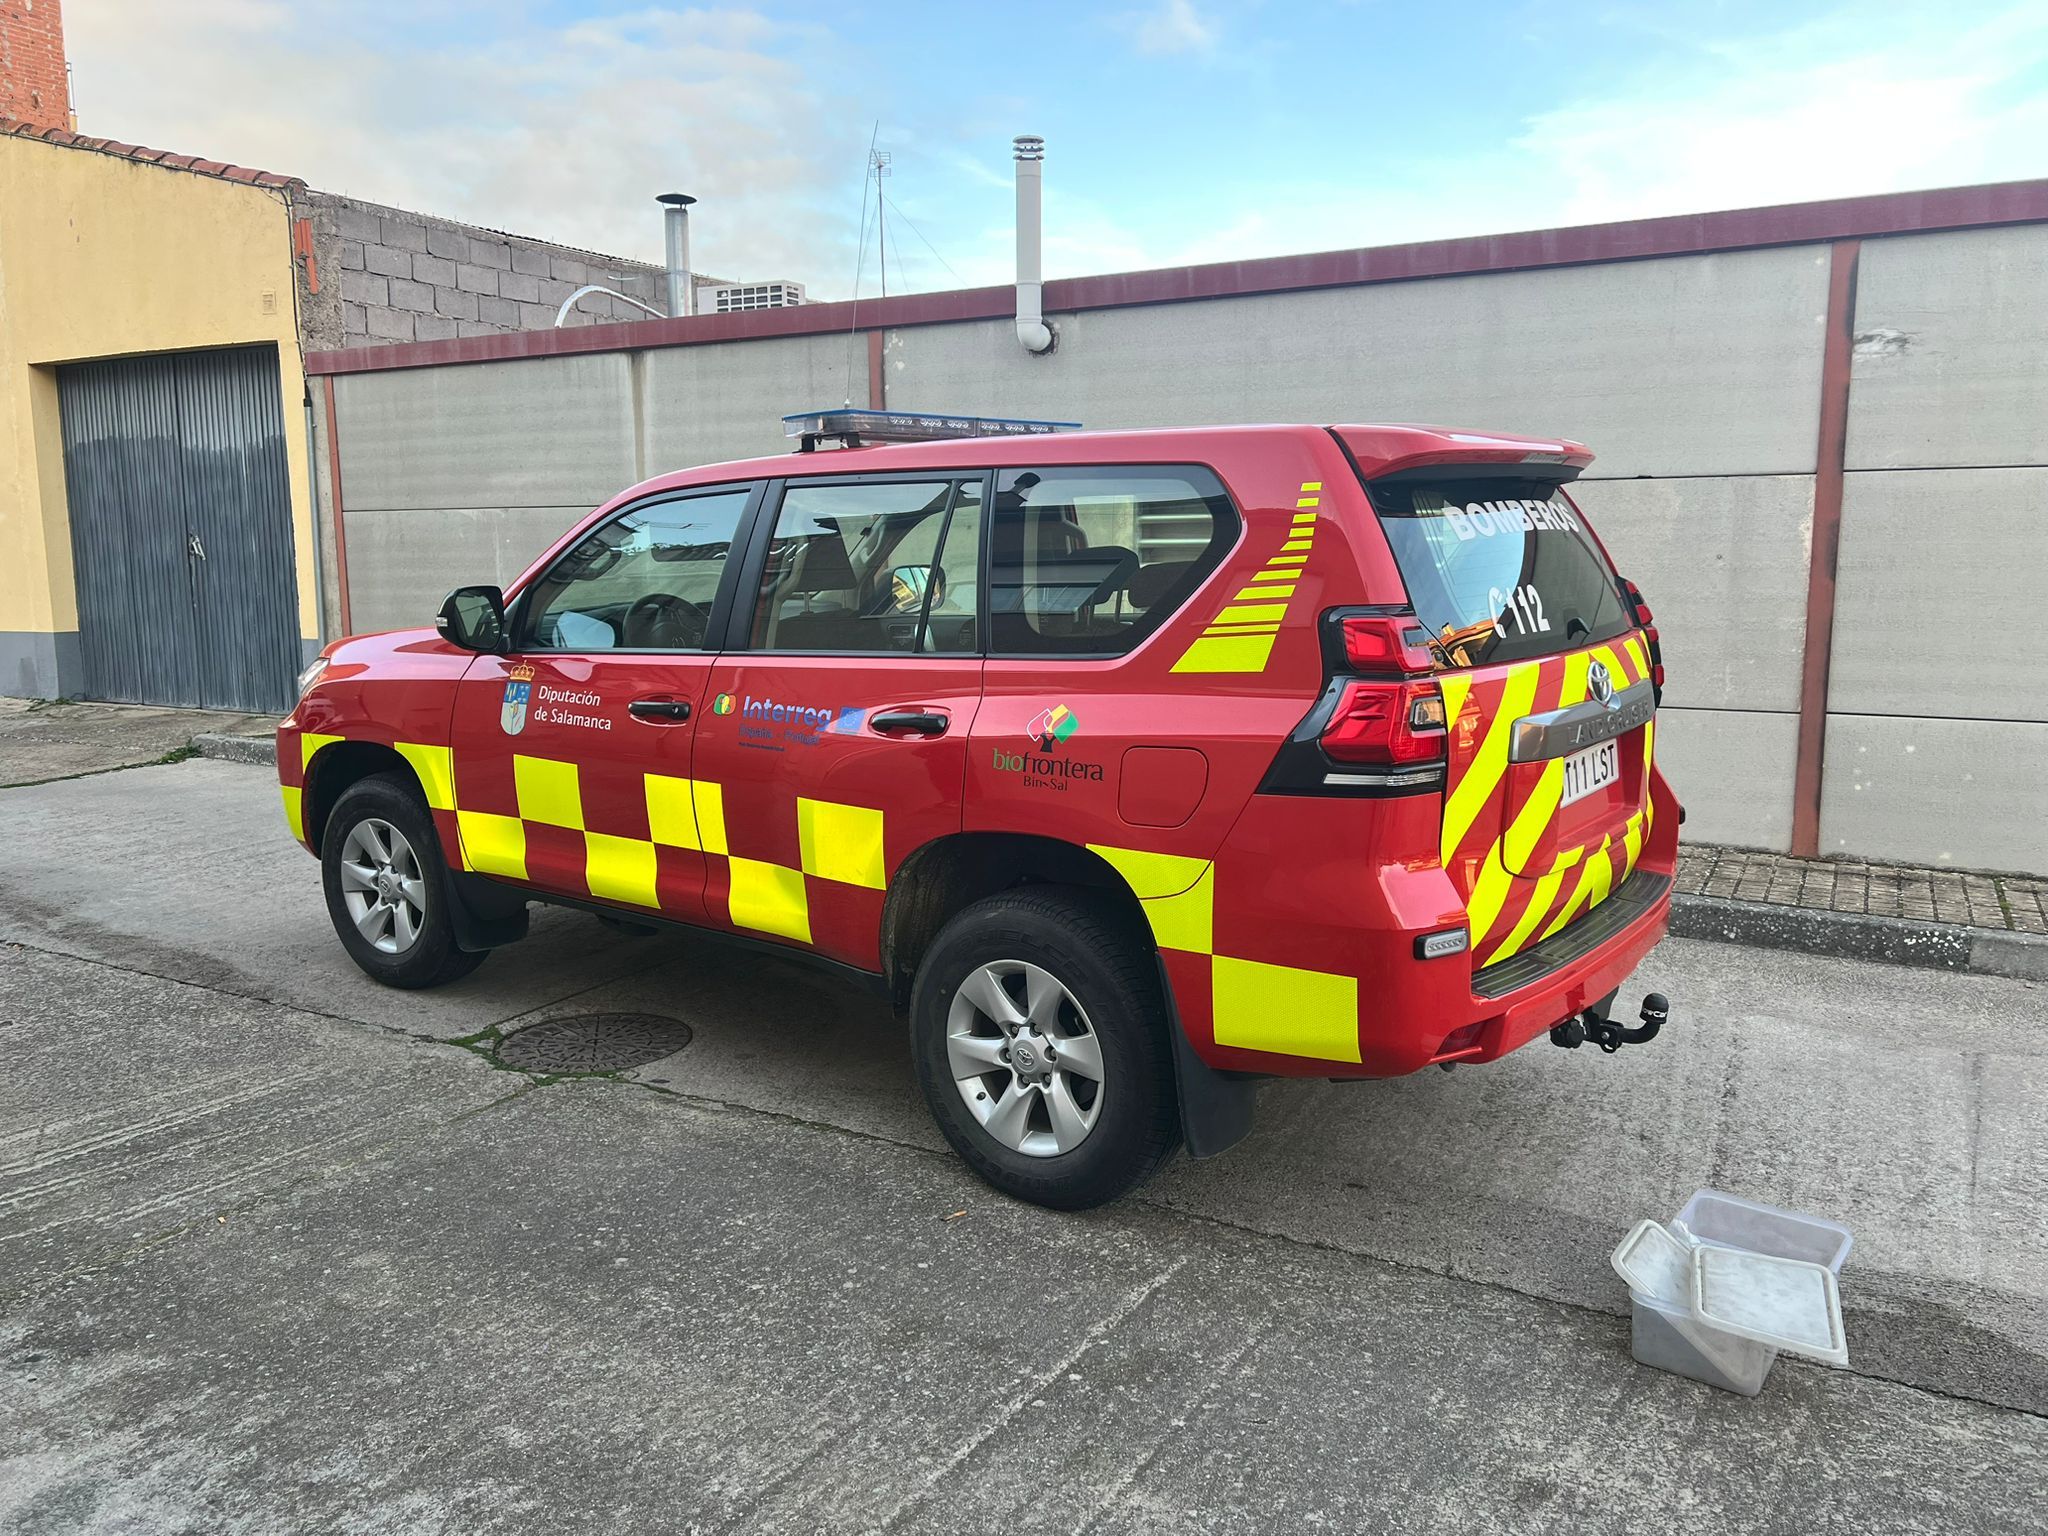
[3, 758, 2046, 1531]
[0, 698, 275, 788]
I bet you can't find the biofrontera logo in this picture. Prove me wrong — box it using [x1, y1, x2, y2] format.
[1028, 703, 1079, 751]
[712, 693, 736, 716]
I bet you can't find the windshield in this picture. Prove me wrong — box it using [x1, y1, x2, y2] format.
[1370, 477, 1633, 668]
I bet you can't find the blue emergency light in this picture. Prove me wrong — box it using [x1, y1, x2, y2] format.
[783, 408, 1082, 450]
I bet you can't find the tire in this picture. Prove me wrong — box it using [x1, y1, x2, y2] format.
[320, 773, 487, 989]
[910, 886, 1181, 1210]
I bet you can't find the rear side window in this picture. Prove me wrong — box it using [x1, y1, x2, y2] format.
[990, 466, 1235, 656]
[1369, 477, 1632, 667]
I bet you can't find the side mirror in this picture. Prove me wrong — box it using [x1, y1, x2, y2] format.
[437, 585, 507, 653]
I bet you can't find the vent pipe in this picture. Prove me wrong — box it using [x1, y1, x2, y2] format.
[1012, 137, 1053, 354]
[658, 193, 696, 317]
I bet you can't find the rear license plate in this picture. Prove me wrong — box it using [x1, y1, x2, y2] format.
[1560, 739, 1620, 807]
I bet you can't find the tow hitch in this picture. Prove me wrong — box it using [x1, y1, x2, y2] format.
[1551, 993, 1668, 1054]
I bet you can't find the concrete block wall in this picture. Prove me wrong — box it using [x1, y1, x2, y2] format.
[296, 192, 668, 351]
[318, 223, 2048, 872]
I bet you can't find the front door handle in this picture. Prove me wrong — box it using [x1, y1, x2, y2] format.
[629, 699, 692, 722]
[870, 710, 947, 737]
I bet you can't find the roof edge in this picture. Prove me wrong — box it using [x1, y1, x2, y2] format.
[306, 174, 2048, 378]
[1, 116, 303, 191]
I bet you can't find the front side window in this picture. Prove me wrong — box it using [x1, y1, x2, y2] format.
[746, 477, 983, 654]
[1369, 477, 1632, 667]
[524, 488, 752, 651]
[989, 466, 1235, 655]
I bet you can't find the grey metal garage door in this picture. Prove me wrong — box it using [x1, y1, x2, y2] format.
[57, 345, 302, 714]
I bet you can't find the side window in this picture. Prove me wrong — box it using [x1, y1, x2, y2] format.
[989, 466, 1235, 655]
[746, 477, 983, 654]
[525, 488, 751, 651]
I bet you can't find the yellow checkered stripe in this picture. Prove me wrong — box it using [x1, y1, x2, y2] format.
[1090, 843, 1361, 1065]
[288, 737, 883, 948]
[455, 752, 885, 943]
[1169, 480, 1324, 676]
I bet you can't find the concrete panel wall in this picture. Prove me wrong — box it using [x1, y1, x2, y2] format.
[1846, 224, 2048, 470]
[341, 505, 586, 636]
[885, 246, 1831, 479]
[1831, 467, 2048, 722]
[334, 353, 637, 512]
[1821, 715, 2048, 873]
[643, 333, 867, 471]
[1569, 476, 1812, 714]
[1646, 708, 1798, 852]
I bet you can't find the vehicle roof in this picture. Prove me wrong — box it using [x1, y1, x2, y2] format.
[622, 422, 1593, 501]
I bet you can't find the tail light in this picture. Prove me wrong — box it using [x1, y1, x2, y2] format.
[1620, 578, 1665, 696]
[1260, 608, 1450, 792]
[1322, 679, 1448, 764]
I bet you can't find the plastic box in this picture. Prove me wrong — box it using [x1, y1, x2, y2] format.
[1619, 1190, 1852, 1396]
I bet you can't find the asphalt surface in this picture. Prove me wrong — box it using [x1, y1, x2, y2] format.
[2, 758, 2044, 1533]
[0, 698, 275, 787]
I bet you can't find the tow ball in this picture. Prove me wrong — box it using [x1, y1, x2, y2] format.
[1551, 993, 1668, 1054]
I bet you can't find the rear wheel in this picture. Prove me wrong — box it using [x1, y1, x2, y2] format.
[321, 774, 485, 989]
[910, 887, 1180, 1209]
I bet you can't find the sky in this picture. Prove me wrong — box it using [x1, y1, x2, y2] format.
[63, 0, 2048, 300]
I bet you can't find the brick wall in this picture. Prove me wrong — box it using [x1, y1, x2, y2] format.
[296, 190, 672, 350]
[0, 0, 72, 130]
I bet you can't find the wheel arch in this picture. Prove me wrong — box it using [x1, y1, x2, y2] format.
[303, 739, 422, 852]
[880, 833, 1150, 1013]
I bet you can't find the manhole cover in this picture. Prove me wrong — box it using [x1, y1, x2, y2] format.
[496, 1013, 693, 1073]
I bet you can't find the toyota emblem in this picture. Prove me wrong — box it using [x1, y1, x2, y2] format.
[1587, 660, 1615, 706]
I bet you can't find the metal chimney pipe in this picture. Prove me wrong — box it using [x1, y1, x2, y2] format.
[1012, 137, 1053, 354]
[658, 193, 696, 317]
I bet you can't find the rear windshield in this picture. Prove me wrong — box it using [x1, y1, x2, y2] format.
[1369, 477, 1633, 668]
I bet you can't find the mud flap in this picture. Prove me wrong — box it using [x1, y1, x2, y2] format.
[446, 870, 531, 952]
[1158, 957, 1258, 1159]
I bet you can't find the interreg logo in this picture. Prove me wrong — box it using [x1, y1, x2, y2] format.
[734, 695, 863, 736]
[1027, 703, 1079, 751]
[500, 662, 536, 736]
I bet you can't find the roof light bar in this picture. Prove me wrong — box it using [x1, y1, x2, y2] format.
[783, 408, 1081, 451]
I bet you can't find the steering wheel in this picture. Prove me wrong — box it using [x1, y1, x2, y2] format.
[622, 592, 706, 649]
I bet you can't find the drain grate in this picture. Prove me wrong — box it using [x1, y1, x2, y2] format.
[496, 1013, 693, 1074]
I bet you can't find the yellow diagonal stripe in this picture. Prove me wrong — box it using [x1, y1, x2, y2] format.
[1440, 663, 1539, 867]
[1466, 844, 1516, 946]
[1502, 758, 1563, 872]
[1483, 866, 1565, 967]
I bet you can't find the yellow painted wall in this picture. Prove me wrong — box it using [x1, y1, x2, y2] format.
[0, 134, 319, 657]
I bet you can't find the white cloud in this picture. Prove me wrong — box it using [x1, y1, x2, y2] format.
[63, 2, 873, 289]
[1120, 0, 1219, 57]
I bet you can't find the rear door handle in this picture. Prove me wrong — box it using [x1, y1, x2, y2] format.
[629, 699, 692, 722]
[870, 710, 947, 737]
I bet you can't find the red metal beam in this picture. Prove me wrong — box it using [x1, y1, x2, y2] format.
[1790, 239, 1861, 858]
[303, 176, 2048, 378]
[321, 376, 354, 636]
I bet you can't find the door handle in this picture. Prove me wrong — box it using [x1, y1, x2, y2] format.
[629, 699, 692, 722]
[870, 710, 947, 737]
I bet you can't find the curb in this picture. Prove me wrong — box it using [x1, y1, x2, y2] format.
[190, 732, 276, 766]
[1669, 893, 2048, 983]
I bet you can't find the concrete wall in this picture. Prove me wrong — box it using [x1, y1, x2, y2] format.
[321, 225, 2046, 871]
[0, 133, 318, 697]
[297, 192, 670, 352]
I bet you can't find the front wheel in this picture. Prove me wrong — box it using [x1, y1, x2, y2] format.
[320, 773, 486, 989]
[910, 887, 1181, 1210]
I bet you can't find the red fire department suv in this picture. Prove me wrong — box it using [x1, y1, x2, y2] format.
[280, 413, 1677, 1208]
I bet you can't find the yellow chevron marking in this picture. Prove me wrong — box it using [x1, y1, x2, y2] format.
[1296, 496, 1320, 508]
[1251, 568, 1295, 581]
[1540, 847, 1604, 941]
[1503, 758, 1564, 871]
[1483, 865, 1566, 966]
[1623, 634, 1649, 679]
[1300, 481, 1323, 492]
[1550, 843, 1585, 875]
[1237, 584, 1294, 601]
[1466, 844, 1516, 946]
[1440, 662, 1539, 867]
